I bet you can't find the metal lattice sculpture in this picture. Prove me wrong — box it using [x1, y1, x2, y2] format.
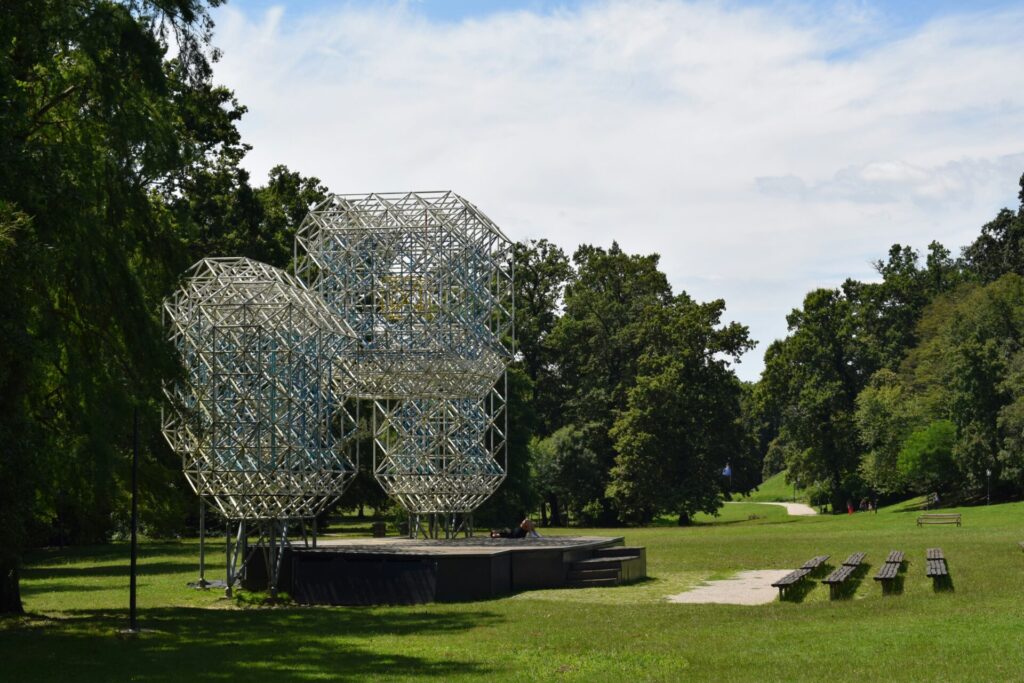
[372, 393, 506, 514]
[162, 257, 358, 521]
[296, 192, 514, 521]
[295, 191, 513, 399]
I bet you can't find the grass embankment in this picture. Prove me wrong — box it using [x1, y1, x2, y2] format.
[4, 503, 1024, 681]
[741, 469, 805, 502]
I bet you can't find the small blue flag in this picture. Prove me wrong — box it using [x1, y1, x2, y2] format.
[722, 464, 732, 477]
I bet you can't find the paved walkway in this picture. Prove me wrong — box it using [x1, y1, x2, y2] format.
[666, 570, 791, 605]
[726, 501, 817, 516]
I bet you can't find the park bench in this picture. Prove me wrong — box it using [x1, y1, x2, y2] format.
[925, 547, 951, 588]
[873, 550, 905, 593]
[822, 552, 865, 599]
[884, 550, 905, 564]
[801, 555, 830, 571]
[842, 552, 866, 566]
[772, 555, 830, 599]
[917, 513, 961, 527]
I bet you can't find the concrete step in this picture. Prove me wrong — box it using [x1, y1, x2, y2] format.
[594, 546, 646, 558]
[572, 556, 636, 571]
[566, 577, 620, 588]
[567, 568, 619, 581]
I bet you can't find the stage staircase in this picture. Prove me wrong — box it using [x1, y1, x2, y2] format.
[566, 545, 646, 588]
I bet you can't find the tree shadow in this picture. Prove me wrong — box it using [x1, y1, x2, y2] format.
[23, 562, 197, 581]
[2, 606, 502, 682]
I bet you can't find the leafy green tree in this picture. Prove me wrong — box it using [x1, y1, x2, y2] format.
[855, 369, 921, 495]
[253, 165, 329, 269]
[761, 288, 872, 511]
[548, 243, 673, 522]
[511, 240, 571, 436]
[0, 0, 231, 613]
[607, 295, 753, 525]
[961, 174, 1024, 282]
[897, 420, 957, 495]
[529, 423, 605, 526]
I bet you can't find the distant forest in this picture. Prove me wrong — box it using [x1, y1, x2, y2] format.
[4, 1, 1024, 611]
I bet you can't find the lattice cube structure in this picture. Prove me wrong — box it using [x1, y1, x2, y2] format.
[162, 257, 358, 520]
[295, 191, 513, 399]
[372, 391, 506, 514]
[296, 192, 514, 518]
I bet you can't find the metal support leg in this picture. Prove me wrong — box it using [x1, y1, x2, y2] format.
[198, 499, 208, 587]
[225, 524, 233, 598]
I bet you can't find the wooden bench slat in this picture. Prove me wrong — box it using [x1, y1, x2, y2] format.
[842, 552, 865, 567]
[771, 568, 809, 588]
[801, 555, 829, 570]
[822, 565, 854, 584]
[926, 547, 945, 561]
[873, 563, 899, 581]
[884, 550, 904, 564]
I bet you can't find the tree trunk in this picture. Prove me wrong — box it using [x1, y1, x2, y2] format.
[539, 501, 548, 527]
[548, 494, 561, 527]
[357, 503, 365, 520]
[1, 560, 24, 615]
[677, 512, 691, 526]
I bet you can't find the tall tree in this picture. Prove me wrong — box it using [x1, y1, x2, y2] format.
[961, 175, 1024, 283]
[511, 239, 571, 435]
[0, 0, 231, 613]
[762, 287, 872, 510]
[547, 243, 673, 522]
[607, 295, 753, 525]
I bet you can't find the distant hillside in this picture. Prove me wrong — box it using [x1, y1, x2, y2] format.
[741, 469, 805, 503]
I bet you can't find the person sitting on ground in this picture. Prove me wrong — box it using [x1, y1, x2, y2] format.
[519, 517, 540, 538]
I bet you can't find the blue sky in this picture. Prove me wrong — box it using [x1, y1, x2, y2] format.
[209, 0, 1024, 380]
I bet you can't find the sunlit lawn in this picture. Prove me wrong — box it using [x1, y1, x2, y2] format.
[4, 502, 1024, 681]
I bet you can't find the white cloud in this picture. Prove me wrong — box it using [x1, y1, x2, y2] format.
[209, 0, 1024, 380]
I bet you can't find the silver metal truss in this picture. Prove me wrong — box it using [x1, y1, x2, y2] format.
[162, 257, 359, 523]
[295, 191, 514, 400]
[296, 192, 514, 528]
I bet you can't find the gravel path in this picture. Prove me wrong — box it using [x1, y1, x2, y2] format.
[726, 501, 817, 516]
[666, 570, 791, 605]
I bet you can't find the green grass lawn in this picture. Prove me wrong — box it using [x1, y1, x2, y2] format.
[740, 469, 806, 503]
[4, 502, 1024, 681]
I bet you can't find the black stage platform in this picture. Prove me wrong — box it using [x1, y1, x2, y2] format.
[244, 536, 646, 605]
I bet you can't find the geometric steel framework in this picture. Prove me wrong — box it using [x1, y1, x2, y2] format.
[296, 192, 513, 533]
[164, 190, 514, 584]
[162, 257, 359, 520]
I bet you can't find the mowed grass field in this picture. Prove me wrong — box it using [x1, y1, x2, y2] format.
[739, 469, 806, 503]
[3, 502, 1024, 682]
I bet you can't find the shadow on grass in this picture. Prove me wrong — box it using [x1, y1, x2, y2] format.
[823, 563, 870, 601]
[23, 562, 197, 581]
[2, 606, 501, 682]
[877, 562, 908, 596]
[931, 574, 955, 593]
[778, 562, 832, 603]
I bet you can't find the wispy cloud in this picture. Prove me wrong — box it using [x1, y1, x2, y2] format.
[210, 0, 1024, 379]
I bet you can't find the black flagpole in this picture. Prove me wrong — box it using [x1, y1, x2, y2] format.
[129, 405, 139, 632]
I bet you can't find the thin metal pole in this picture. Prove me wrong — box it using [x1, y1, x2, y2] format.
[198, 499, 206, 586]
[225, 524, 232, 598]
[129, 406, 139, 632]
